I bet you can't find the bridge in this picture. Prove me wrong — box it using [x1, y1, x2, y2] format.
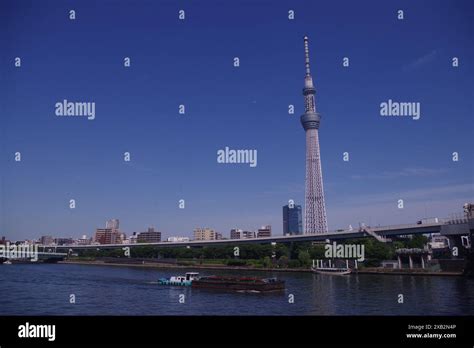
[47, 218, 472, 251]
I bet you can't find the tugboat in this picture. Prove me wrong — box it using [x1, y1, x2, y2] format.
[191, 276, 285, 292]
[158, 272, 200, 286]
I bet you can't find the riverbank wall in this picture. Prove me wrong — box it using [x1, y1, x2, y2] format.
[58, 259, 464, 276]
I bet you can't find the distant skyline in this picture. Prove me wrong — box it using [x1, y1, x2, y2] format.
[1, 0, 473, 241]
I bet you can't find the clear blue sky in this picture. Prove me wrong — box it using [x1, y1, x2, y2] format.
[1, 0, 473, 241]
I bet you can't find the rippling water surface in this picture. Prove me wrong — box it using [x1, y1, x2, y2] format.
[1, 264, 473, 315]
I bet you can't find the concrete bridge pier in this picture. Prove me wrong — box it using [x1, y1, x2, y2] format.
[397, 252, 428, 269]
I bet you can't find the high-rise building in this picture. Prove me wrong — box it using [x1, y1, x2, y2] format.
[40, 235, 54, 245]
[230, 228, 243, 239]
[230, 229, 256, 239]
[54, 237, 74, 246]
[283, 204, 303, 235]
[194, 228, 216, 241]
[95, 228, 121, 244]
[106, 219, 120, 230]
[96, 219, 122, 244]
[243, 231, 256, 239]
[300, 36, 328, 234]
[137, 227, 161, 243]
[257, 225, 272, 238]
[129, 232, 138, 244]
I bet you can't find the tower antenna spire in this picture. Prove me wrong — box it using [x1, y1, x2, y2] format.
[304, 35, 311, 76]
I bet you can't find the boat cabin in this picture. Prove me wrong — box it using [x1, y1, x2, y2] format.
[185, 272, 199, 281]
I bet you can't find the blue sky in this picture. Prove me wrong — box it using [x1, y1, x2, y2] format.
[1, 0, 473, 241]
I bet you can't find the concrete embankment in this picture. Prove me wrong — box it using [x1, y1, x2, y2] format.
[58, 260, 464, 276]
[355, 268, 463, 276]
[58, 260, 313, 273]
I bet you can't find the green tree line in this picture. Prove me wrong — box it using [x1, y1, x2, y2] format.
[76, 235, 428, 268]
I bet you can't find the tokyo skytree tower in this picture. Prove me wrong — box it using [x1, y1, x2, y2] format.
[300, 36, 328, 234]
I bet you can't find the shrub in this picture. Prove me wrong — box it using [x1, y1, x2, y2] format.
[226, 259, 247, 266]
[288, 259, 301, 268]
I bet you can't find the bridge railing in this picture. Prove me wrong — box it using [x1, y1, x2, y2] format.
[370, 221, 443, 232]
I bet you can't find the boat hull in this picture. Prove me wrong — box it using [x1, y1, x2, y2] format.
[191, 276, 285, 292]
[158, 279, 192, 286]
[311, 267, 351, 275]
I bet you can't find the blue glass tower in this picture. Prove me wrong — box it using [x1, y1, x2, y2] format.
[283, 204, 303, 235]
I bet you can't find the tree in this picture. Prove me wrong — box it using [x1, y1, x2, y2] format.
[407, 235, 428, 249]
[278, 255, 289, 268]
[365, 239, 392, 260]
[393, 241, 404, 250]
[309, 244, 325, 259]
[298, 250, 311, 267]
[263, 256, 272, 268]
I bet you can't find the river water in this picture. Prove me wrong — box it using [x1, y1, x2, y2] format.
[1, 264, 473, 315]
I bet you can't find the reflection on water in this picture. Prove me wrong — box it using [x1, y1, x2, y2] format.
[0, 264, 473, 315]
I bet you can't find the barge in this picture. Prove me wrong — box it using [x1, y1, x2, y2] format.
[191, 276, 285, 292]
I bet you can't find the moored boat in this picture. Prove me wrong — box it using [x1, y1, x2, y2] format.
[158, 272, 200, 286]
[311, 259, 352, 275]
[191, 276, 285, 292]
[311, 267, 351, 275]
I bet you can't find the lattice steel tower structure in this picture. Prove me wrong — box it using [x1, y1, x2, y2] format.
[300, 36, 328, 234]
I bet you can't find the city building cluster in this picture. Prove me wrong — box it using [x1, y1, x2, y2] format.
[1, 203, 304, 246]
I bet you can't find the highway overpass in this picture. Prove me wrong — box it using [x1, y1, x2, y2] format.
[47, 219, 472, 251]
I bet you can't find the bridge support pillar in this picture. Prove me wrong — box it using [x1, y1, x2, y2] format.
[409, 255, 413, 269]
[421, 256, 425, 269]
[397, 256, 401, 269]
